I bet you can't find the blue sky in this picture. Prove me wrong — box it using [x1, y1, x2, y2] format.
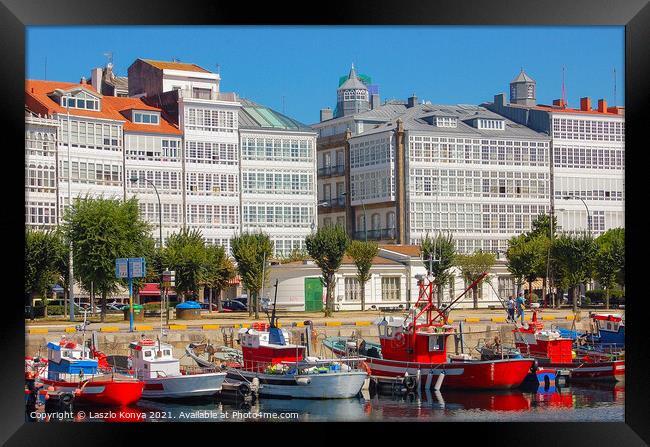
[27, 26, 624, 124]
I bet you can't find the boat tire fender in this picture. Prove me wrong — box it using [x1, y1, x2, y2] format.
[531, 359, 539, 373]
[403, 375, 417, 391]
[59, 392, 73, 406]
[238, 382, 251, 397]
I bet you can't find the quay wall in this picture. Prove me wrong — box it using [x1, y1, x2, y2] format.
[25, 320, 582, 362]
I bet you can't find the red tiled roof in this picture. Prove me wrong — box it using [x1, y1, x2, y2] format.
[141, 59, 211, 73]
[25, 79, 181, 135]
[534, 104, 624, 117]
[277, 256, 401, 266]
[379, 244, 422, 257]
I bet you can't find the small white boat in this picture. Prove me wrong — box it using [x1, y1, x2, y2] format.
[130, 338, 226, 399]
[229, 324, 367, 399]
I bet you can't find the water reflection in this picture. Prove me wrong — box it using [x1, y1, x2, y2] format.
[31, 382, 624, 422]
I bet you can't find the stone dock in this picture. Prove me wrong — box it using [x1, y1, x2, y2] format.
[25, 319, 584, 364]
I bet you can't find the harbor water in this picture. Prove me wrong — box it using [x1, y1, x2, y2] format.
[30, 381, 624, 422]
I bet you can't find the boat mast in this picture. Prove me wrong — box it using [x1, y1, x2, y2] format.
[270, 278, 279, 328]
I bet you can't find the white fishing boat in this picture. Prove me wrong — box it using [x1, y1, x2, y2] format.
[130, 338, 226, 399]
[225, 280, 368, 399]
[229, 326, 367, 399]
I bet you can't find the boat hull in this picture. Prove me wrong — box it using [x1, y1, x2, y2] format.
[40, 378, 143, 406]
[141, 372, 227, 399]
[227, 369, 367, 399]
[323, 337, 534, 390]
[365, 357, 535, 390]
[538, 359, 624, 382]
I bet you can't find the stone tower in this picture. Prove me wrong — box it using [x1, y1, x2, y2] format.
[510, 69, 536, 106]
[335, 64, 370, 118]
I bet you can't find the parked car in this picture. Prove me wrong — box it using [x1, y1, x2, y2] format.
[199, 302, 220, 311]
[221, 300, 247, 312]
[561, 293, 584, 306]
[106, 302, 127, 312]
[233, 295, 248, 307]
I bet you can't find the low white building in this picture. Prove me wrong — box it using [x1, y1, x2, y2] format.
[266, 245, 517, 312]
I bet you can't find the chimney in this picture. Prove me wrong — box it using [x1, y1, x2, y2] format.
[494, 93, 506, 107]
[580, 97, 592, 111]
[91, 68, 103, 94]
[553, 99, 566, 108]
[597, 99, 607, 113]
[80, 76, 87, 84]
[320, 108, 333, 122]
[371, 94, 380, 110]
[407, 94, 417, 108]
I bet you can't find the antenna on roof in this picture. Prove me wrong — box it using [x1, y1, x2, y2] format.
[561, 66, 567, 107]
[172, 57, 181, 63]
[44, 56, 47, 80]
[103, 51, 113, 66]
[613, 67, 617, 107]
[216, 63, 220, 74]
[282, 96, 285, 114]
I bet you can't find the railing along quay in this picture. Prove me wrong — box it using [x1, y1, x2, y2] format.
[27, 314, 575, 334]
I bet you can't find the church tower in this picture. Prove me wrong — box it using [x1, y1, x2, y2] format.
[335, 64, 370, 118]
[510, 69, 536, 106]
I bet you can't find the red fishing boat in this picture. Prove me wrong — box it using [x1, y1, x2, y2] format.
[35, 338, 144, 406]
[324, 272, 535, 390]
[513, 311, 624, 382]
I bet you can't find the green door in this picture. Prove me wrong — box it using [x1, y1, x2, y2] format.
[304, 278, 323, 312]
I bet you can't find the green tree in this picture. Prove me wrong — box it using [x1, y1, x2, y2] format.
[594, 228, 625, 309]
[25, 229, 65, 316]
[164, 228, 207, 302]
[203, 244, 236, 313]
[527, 213, 557, 240]
[551, 232, 596, 313]
[455, 250, 496, 309]
[231, 232, 273, 319]
[305, 225, 350, 317]
[64, 196, 152, 322]
[506, 233, 549, 299]
[421, 232, 456, 307]
[346, 240, 378, 311]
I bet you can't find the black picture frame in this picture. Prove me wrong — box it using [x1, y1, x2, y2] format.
[2, 0, 647, 444]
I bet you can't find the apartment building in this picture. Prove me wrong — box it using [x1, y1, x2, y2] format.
[238, 99, 317, 256]
[485, 70, 624, 236]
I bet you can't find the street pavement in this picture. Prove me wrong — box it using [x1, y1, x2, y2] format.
[25, 306, 607, 332]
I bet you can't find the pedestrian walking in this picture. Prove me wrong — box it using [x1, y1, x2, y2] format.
[506, 296, 515, 322]
[516, 291, 526, 325]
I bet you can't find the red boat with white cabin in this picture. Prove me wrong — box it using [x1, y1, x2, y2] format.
[324, 273, 536, 390]
[34, 338, 144, 406]
[513, 311, 624, 382]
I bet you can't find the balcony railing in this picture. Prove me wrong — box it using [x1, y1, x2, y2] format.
[317, 164, 345, 178]
[353, 228, 396, 241]
[177, 89, 238, 102]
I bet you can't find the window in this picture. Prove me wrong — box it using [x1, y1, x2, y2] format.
[192, 88, 212, 100]
[133, 111, 160, 125]
[381, 277, 400, 301]
[345, 277, 360, 301]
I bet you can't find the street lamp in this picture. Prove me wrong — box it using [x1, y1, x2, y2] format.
[130, 175, 163, 249]
[563, 195, 591, 236]
[65, 94, 75, 322]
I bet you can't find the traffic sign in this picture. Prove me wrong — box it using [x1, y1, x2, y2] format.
[128, 257, 146, 278]
[115, 258, 128, 278]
